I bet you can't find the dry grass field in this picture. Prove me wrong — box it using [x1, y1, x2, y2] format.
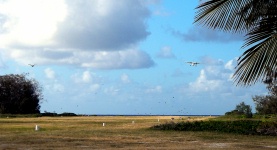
[0, 116, 277, 149]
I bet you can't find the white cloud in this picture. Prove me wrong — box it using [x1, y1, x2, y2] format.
[72, 70, 94, 83]
[104, 86, 120, 95]
[52, 83, 65, 93]
[44, 81, 65, 93]
[121, 73, 131, 84]
[89, 84, 100, 92]
[224, 59, 236, 70]
[189, 69, 223, 92]
[156, 46, 175, 59]
[145, 85, 162, 93]
[79, 49, 154, 69]
[0, 0, 67, 47]
[44, 68, 56, 79]
[187, 57, 238, 93]
[0, 0, 154, 69]
[171, 57, 266, 114]
[82, 71, 91, 83]
[185, 57, 267, 102]
[54, 0, 150, 51]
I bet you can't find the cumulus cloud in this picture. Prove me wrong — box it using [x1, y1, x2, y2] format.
[89, 84, 101, 92]
[79, 49, 154, 69]
[44, 68, 56, 79]
[156, 46, 175, 59]
[145, 85, 162, 93]
[55, 0, 150, 50]
[72, 70, 95, 83]
[121, 73, 131, 84]
[43, 67, 66, 93]
[0, 0, 154, 69]
[0, 0, 67, 47]
[189, 69, 223, 92]
[188, 57, 237, 93]
[51, 83, 65, 93]
[171, 26, 244, 43]
[178, 56, 267, 115]
[224, 59, 237, 70]
[82, 71, 92, 83]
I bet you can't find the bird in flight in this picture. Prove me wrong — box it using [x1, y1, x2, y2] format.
[28, 64, 35, 67]
[186, 62, 200, 66]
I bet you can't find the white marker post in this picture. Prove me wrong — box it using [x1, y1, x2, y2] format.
[103, 123, 106, 127]
[35, 125, 40, 131]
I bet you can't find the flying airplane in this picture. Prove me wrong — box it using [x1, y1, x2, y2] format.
[186, 62, 200, 66]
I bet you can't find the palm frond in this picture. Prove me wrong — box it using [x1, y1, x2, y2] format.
[234, 33, 277, 86]
[195, 0, 253, 33]
[195, 0, 277, 86]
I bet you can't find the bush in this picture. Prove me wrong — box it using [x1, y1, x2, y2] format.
[41, 112, 58, 116]
[151, 120, 277, 136]
[59, 112, 77, 116]
[225, 102, 252, 118]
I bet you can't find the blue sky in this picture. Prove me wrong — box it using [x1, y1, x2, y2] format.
[0, 0, 267, 115]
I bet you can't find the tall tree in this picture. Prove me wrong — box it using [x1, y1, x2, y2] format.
[0, 74, 42, 114]
[253, 68, 277, 114]
[195, 0, 277, 86]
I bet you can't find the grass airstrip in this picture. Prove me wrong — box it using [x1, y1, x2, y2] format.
[0, 116, 277, 149]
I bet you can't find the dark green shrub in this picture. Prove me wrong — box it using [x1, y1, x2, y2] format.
[151, 120, 277, 136]
[256, 122, 277, 136]
[225, 102, 252, 118]
[59, 112, 77, 116]
[41, 112, 58, 116]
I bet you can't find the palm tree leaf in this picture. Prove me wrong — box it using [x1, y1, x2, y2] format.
[235, 14, 277, 86]
[243, 16, 277, 48]
[234, 34, 277, 86]
[195, 0, 253, 32]
[195, 0, 277, 86]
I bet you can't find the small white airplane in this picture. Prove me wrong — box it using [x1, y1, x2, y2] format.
[186, 62, 200, 66]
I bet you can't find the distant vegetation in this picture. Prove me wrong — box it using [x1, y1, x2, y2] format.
[0, 112, 77, 118]
[152, 80, 277, 136]
[152, 97, 277, 135]
[225, 102, 253, 118]
[41, 112, 77, 117]
[151, 117, 277, 136]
